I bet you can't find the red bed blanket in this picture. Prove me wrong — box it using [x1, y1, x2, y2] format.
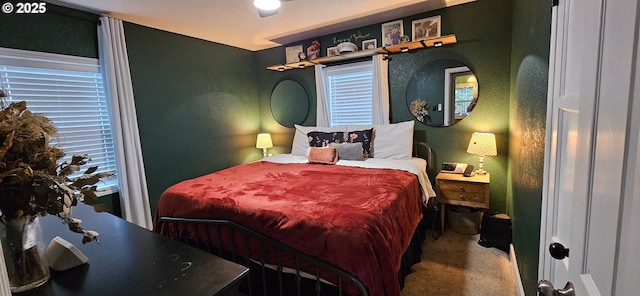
[156, 161, 423, 296]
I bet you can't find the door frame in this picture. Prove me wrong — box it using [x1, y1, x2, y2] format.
[443, 66, 472, 126]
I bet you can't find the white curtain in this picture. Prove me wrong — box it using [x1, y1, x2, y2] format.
[0, 242, 9, 295]
[315, 64, 331, 127]
[98, 16, 153, 230]
[372, 54, 390, 124]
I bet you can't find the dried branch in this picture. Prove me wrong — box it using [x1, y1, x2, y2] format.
[0, 97, 112, 244]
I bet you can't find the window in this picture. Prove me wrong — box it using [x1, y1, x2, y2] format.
[444, 66, 476, 125]
[326, 61, 373, 126]
[453, 73, 476, 118]
[0, 47, 118, 194]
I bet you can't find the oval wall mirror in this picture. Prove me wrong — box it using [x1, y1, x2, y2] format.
[406, 59, 479, 127]
[270, 79, 309, 127]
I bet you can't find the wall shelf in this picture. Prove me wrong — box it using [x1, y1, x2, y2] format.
[267, 34, 457, 71]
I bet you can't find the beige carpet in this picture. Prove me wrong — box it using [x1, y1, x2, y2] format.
[402, 229, 516, 296]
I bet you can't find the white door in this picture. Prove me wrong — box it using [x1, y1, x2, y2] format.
[539, 0, 640, 295]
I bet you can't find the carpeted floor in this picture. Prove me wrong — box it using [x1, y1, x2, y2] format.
[401, 229, 516, 296]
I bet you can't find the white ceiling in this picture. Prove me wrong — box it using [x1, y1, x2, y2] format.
[50, 0, 473, 51]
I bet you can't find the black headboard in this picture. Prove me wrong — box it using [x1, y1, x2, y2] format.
[413, 141, 433, 175]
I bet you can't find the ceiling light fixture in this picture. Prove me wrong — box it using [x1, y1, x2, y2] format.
[253, 0, 281, 11]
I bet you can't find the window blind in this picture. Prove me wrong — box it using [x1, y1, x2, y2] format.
[0, 47, 118, 194]
[326, 61, 373, 126]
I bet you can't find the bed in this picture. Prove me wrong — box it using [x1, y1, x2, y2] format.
[154, 121, 437, 296]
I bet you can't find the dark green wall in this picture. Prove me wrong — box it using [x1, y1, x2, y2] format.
[257, 0, 513, 214]
[389, 0, 512, 213]
[255, 48, 316, 154]
[0, 3, 98, 58]
[509, 1, 551, 295]
[123, 23, 261, 215]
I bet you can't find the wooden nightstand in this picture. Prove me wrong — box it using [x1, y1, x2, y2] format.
[435, 172, 490, 235]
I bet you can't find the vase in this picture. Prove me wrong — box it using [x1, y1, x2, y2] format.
[0, 216, 50, 292]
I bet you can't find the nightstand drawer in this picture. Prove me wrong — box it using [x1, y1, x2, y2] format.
[439, 185, 487, 203]
[438, 180, 489, 205]
[439, 180, 486, 195]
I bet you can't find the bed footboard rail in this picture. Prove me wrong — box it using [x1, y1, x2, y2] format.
[156, 216, 368, 296]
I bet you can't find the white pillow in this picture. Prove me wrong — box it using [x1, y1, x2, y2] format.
[291, 124, 347, 156]
[348, 121, 414, 159]
[373, 121, 414, 159]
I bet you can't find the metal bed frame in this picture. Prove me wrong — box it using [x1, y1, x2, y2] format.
[156, 217, 367, 296]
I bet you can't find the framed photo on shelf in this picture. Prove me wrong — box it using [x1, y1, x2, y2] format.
[412, 15, 441, 41]
[285, 45, 303, 64]
[306, 40, 320, 60]
[381, 19, 403, 46]
[362, 39, 377, 50]
[327, 46, 339, 57]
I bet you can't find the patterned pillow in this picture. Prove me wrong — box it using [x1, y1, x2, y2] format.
[345, 129, 373, 159]
[292, 125, 347, 156]
[307, 131, 345, 147]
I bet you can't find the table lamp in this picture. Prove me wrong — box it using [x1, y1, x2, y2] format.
[256, 133, 273, 157]
[466, 132, 497, 175]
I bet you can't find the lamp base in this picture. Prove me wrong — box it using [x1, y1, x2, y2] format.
[475, 155, 487, 175]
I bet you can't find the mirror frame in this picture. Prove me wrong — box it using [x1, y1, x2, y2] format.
[270, 79, 309, 127]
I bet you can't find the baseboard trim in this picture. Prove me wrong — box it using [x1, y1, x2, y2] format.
[509, 244, 526, 296]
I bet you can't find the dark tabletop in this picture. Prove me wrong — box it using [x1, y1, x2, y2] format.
[16, 204, 248, 296]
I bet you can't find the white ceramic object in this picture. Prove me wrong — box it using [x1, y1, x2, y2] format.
[336, 42, 358, 53]
[46, 236, 88, 271]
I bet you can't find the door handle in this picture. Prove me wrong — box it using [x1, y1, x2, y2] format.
[538, 280, 575, 296]
[549, 242, 570, 260]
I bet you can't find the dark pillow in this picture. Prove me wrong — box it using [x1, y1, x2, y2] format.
[345, 128, 373, 159]
[329, 142, 364, 161]
[307, 131, 344, 147]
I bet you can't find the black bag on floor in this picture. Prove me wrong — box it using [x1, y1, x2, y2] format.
[478, 212, 512, 253]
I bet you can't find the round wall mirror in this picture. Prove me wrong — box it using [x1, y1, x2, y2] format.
[406, 59, 479, 127]
[270, 79, 309, 127]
